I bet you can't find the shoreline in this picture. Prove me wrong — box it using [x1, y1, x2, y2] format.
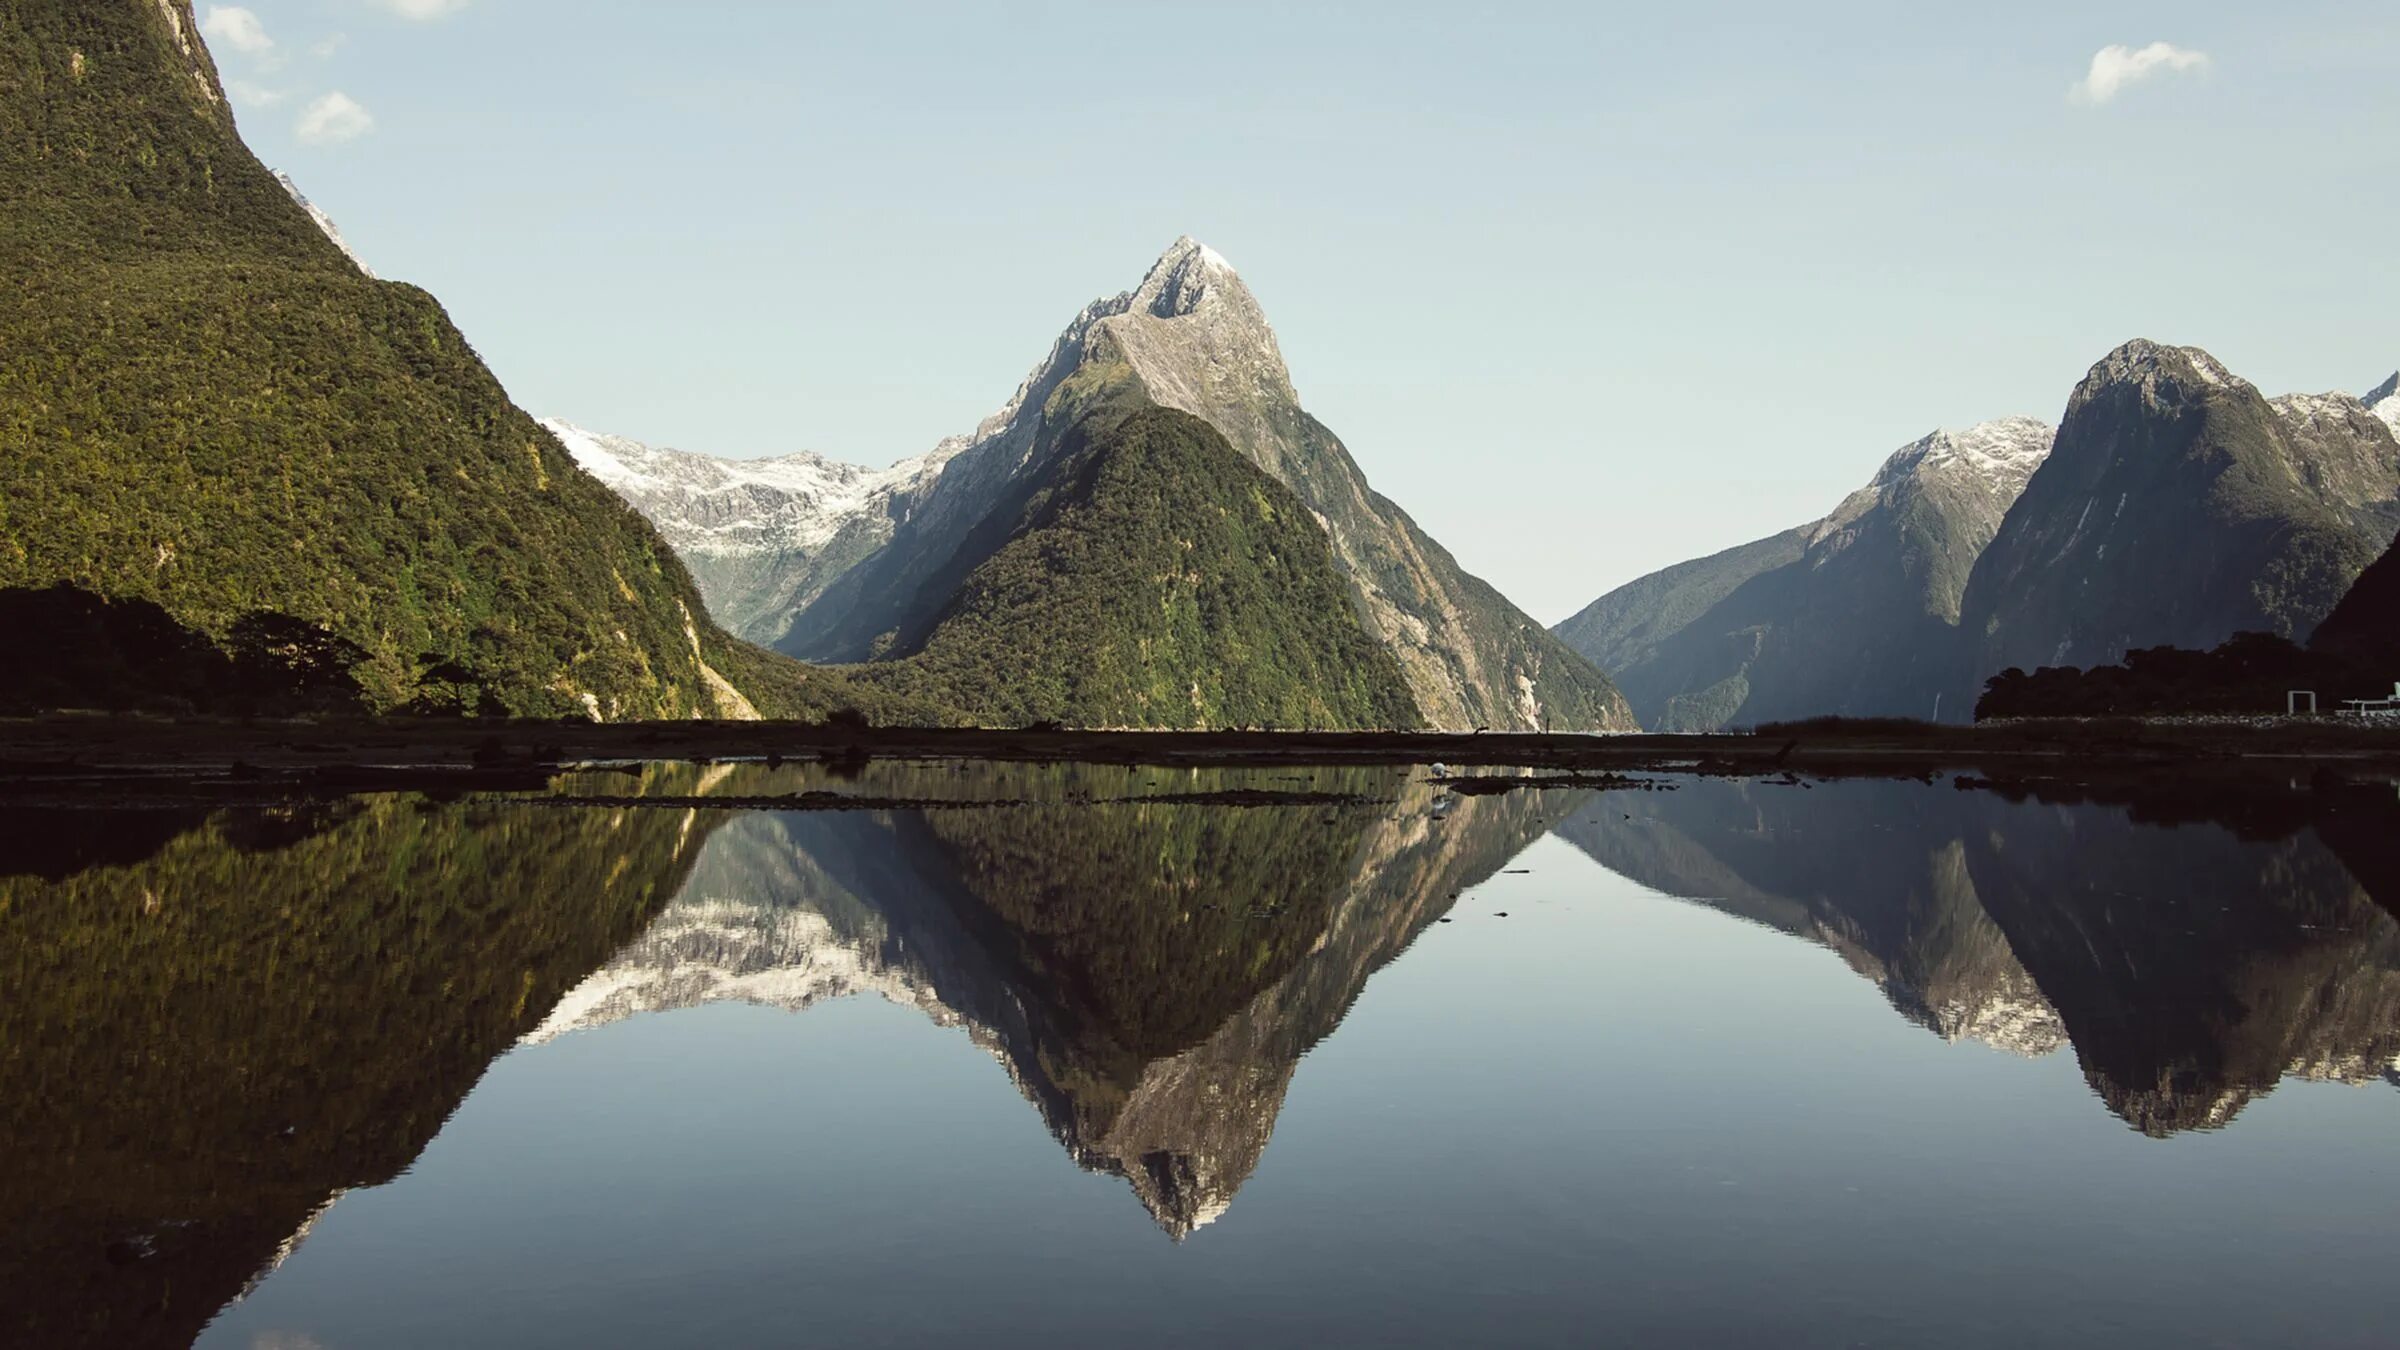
[5, 714, 2399, 803]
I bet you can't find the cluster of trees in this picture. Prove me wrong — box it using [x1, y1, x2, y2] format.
[1976, 632, 2395, 719]
[0, 585, 369, 715]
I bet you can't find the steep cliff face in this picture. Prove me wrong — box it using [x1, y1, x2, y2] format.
[0, 0, 833, 719]
[1556, 419, 2051, 729]
[756, 239, 1631, 731]
[1956, 343, 2400, 703]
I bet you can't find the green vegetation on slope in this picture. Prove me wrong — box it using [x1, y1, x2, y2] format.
[856, 402, 1423, 729]
[0, 1, 864, 719]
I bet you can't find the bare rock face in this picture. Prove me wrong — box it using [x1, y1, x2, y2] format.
[1565, 343, 2400, 728]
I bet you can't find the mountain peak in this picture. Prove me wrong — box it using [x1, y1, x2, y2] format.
[2095, 337, 2235, 383]
[1870, 417, 2053, 492]
[2071, 339, 2249, 415]
[1129, 236, 1244, 319]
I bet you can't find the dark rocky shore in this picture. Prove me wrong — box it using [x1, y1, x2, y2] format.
[5, 713, 2400, 805]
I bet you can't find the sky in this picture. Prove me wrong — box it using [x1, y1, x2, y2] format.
[207, 1, 2400, 622]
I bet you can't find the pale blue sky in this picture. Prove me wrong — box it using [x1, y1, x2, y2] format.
[212, 1, 2399, 621]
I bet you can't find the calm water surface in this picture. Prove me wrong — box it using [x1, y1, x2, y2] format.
[6, 763, 2399, 1348]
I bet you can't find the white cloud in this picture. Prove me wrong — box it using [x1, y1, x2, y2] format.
[228, 80, 287, 107]
[312, 34, 349, 60]
[296, 91, 375, 145]
[201, 6, 274, 57]
[2071, 42, 2212, 105]
[379, 0, 472, 18]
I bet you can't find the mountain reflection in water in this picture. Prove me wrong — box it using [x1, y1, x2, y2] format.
[1557, 776, 2400, 1134]
[0, 763, 1575, 1349]
[521, 763, 1574, 1237]
[4, 763, 2399, 1349]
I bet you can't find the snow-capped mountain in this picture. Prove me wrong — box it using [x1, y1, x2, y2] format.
[1853, 417, 2054, 501]
[273, 171, 374, 278]
[542, 420, 952, 646]
[1555, 416, 2053, 729]
[2370, 370, 2400, 439]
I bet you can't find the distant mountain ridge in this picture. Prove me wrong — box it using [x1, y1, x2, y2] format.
[1560, 341, 2400, 726]
[2302, 368, 2400, 667]
[545, 420, 948, 646]
[1556, 417, 2052, 728]
[273, 171, 374, 278]
[567, 239, 1634, 731]
[2370, 370, 2400, 439]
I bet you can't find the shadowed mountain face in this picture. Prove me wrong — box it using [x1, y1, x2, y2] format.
[1557, 778, 2400, 1133]
[1954, 344, 2400, 709]
[529, 762, 1582, 1235]
[1555, 419, 2052, 729]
